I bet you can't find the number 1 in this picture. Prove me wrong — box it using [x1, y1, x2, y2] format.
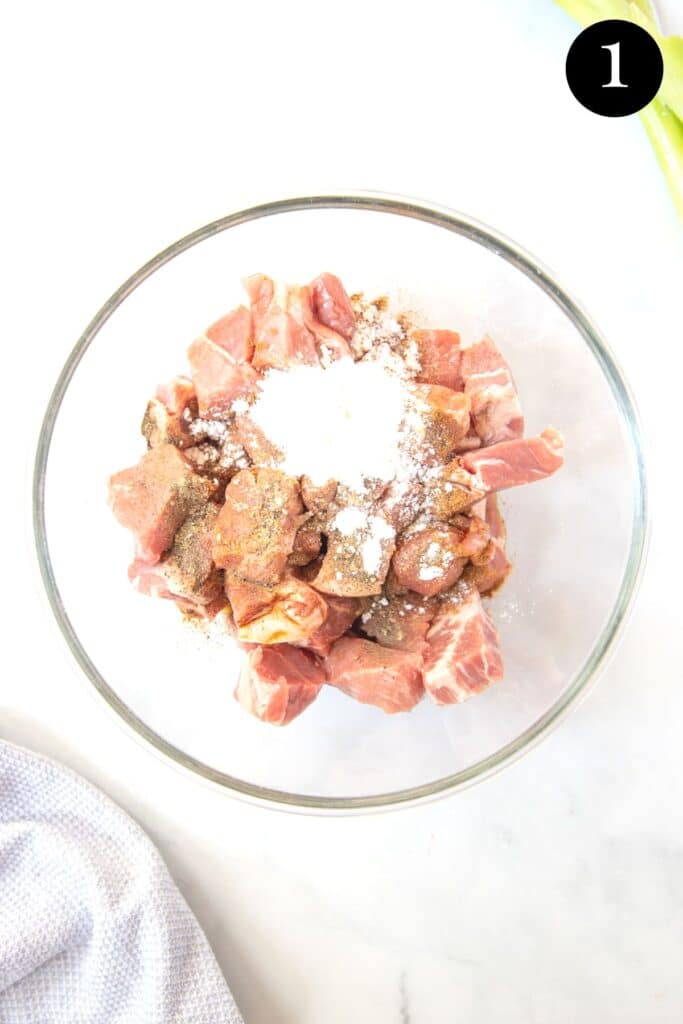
[602, 42, 627, 88]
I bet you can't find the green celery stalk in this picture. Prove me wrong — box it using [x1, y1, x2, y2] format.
[640, 99, 683, 220]
[555, 0, 683, 220]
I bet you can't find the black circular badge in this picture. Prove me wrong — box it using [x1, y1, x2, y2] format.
[566, 19, 663, 117]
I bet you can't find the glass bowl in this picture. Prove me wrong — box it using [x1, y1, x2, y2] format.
[33, 193, 648, 812]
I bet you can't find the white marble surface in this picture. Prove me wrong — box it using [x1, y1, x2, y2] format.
[3, 1, 683, 1021]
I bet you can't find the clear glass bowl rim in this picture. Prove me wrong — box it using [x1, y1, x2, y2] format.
[33, 190, 649, 814]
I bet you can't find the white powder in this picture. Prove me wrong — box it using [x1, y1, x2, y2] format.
[189, 417, 228, 441]
[332, 507, 395, 574]
[418, 540, 455, 581]
[248, 357, 409, 490]
[360, 516, 395, 574]
[350, 298, 406, 359]
[333, 507, 368, 535]
[419, 564, 442, 582]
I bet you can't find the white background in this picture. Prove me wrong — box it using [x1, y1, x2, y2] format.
[3, 1, 683, 1022]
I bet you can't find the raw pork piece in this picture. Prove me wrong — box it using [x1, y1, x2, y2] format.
[128, 504, 223, 614]
[423, 460, 485, 518]
[309, 273, 356, 341]
[187, 336, 259, 415]
[463, 495, 511, 595]
[300, 476, 338, 515]
[288, 524, 323, 567]
[423, 586, 503, 704]
[360, 592, 436, 652]
[213, 468, 306, 585]
[243, 274, 319, 370]
[462, 428, 564, 492]
[313, 514, 396, 598]
[296, 284, 352, 362]
[408, 384, 471, 464]
[226, 575, 327, 645]
[391, 527, 468, 598]
[447, 514, 491, 559]
[142, 375, 197, 449]
[460, 336, 524, 444]
[326, 636, 425, 713]
[411, 329, 462, 390]
[298, 594, 364, 657]
[108, 444, 213, 564]
[454, 426, 482, 454]
[233, 411, 284, 465]
[235, 645, 325, 725]
[205, 305, 253, 363]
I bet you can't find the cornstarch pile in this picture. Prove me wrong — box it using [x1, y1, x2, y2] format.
[247, 357, 412, 490]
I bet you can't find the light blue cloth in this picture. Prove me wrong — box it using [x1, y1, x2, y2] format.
[0, 741, 243, 1024]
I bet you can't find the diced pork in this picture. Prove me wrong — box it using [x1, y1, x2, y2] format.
[142, 376, 197, 449]
[288, 524, 323, 567]
[300, 476, 338, 515]
[243, 274, 275, 331]
[213, 468, 306, 585]
[299, 594, 363, 657]
[462, 428, 565, 492]
[391, 527, 468, 597]
[128, 504, 223, 614]
[463, 495, 511, 595]
[296, 286, 352, 362]
[187, 336, 259, 415]
[233, 412, 284, 465]
[156, 376, 196, 415]
[408, 384, 471, 464]
[226, 574, 327, 645]
[460, 336, 524, 444]
[411, 329, 462, 390]
[309, 273, 356, 341]
[360, 592, 436, 652]
[244, 273, 319, 369]
[448, 514, 491, 559]
[235, 645, 325, 725]
[423, 460, 485, 518]
[484, 492, 506, 545]
[326, 636, 424, 713]
[205, 305, 253, 364]
[108, 444, 213, 564]
[454, 426, 482, 453]
[423, 586, 503, 704]
[313, 513, 396, 598]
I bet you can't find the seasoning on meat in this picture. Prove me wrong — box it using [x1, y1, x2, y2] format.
[360, 592, 435, 652]
[108, 444, 213, 564]
[391, 527, 468, 597]
[407, 384, 471, 465]
[142, 376, 198, 449]
[213, 468, 306, 585]
[312, 508, 396, 597]
[128, 504, 223, 615]
[109, 270, 565, 726]
[463, 495, 512, 595]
